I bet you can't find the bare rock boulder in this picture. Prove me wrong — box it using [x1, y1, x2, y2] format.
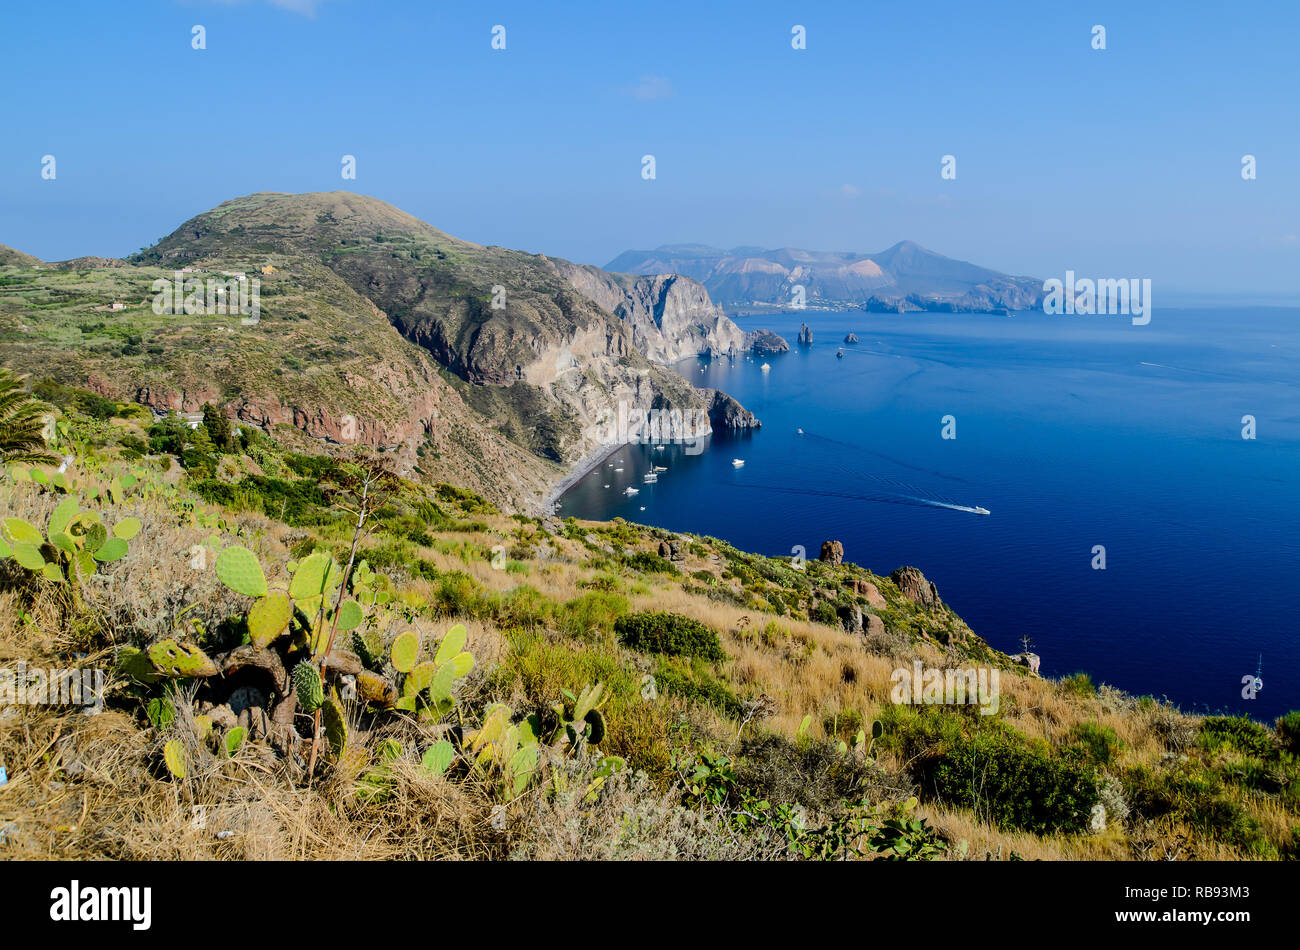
[819, 540, 844, 565]
[890, 566, 939, 608]
[1009, 652, 1041, 675]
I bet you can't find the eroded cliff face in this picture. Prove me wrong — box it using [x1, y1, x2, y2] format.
[548, 260, 750, 362]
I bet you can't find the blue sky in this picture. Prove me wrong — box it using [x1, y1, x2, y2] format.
[2, 0, 1297, 294]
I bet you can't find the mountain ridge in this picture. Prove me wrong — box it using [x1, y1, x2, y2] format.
[605, 240, 1045, 313]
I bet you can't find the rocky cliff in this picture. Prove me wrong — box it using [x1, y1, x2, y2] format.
[549, 259, 776, 362]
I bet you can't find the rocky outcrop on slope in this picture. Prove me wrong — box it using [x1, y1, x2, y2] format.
[819, 540, 844, 564]
[891, 566, 940, 607]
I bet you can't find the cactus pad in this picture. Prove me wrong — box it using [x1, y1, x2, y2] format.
[247, 592, 293, 648]
[216, 545, 268, 598]
[321, 696, 348, 757]
[163, 739, 187, 779]
[292, 661, 324, 712]
[148, 639, 219, 678]
[390, 631, 419, 673]
[420, 740, 455, 775]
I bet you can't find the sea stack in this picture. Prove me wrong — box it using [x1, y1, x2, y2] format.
[844, 332, 859, 344]
[797, 324, 813, 345]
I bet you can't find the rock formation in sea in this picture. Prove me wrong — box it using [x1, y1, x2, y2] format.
[844, 332, 858, 344]
[746, 329, 790, 355]
[700, 389, 761, 429]
[797, 324, 813, 345]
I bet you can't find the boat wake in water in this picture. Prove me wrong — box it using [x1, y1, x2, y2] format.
[726, 481, 989, 515]
[901, 497, 991, 516]
[723, 430, 991, 515]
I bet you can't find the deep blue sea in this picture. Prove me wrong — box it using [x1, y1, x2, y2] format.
[558, 307, 1300, 722]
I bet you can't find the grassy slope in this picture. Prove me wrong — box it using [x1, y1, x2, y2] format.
[0, 251, 557, 513]
[0, 406, 1296, 861]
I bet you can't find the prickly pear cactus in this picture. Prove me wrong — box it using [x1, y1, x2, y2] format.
[163, 739, 187, 779]
[390, 631, 419, 673]
[148, 639, 219, 678]
[215, 545, 268, 598]
[247, 592, 293, 648]
[420, 739, 455, 776]
[224, 726, 247, 756]
[584, 708, 607, 746]
[293, 661, 324, 712]
[321, 696, 347, 758]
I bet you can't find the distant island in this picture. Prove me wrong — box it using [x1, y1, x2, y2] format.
[606, 241, 1045, 315]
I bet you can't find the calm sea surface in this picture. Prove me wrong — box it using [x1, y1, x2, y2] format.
[559, 308, 1300, 721]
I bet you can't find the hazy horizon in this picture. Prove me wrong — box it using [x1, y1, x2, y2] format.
[3, 0, 1298, 295]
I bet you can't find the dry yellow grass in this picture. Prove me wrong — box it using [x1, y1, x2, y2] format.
[0, 474, 1290, 861]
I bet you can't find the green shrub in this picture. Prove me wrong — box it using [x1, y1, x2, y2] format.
[921, 727, 1099, 835]
[192, 476, 337, 527]
[622, 550, 678, 575]
[1066, 721, 1122, 767]
[558, 590, 628, 639]
[1276, 711, 1300, 754]
[822, 709, 865, 744]
[1060, 672, 1096, 697]
[283, 452, 340, 480]
[498, 584, 553, 630]
[615, 611, 724, 662]
[811, 602, 839, 626]
[432, 570, 492, 618]
[655, 661, 744, 717]
[1199, 716, 1277, 758]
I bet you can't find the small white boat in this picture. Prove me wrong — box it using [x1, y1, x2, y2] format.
[653, 465, 667, 472]
[614, 467, 623, 473]
[624, 487, 639, 496]
[732, 458, 745, 468]
[639, 506, 646, 511]
[603, 484, 610, 488]
[654, 444, 665, 451]
[796, 428, 804, 434]
[972, 506, 990, 516]
[760, 363, 771, 372]
[643, 472, 658, 483]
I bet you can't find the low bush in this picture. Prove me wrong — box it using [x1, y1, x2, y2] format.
[615, 611, 724, 661]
